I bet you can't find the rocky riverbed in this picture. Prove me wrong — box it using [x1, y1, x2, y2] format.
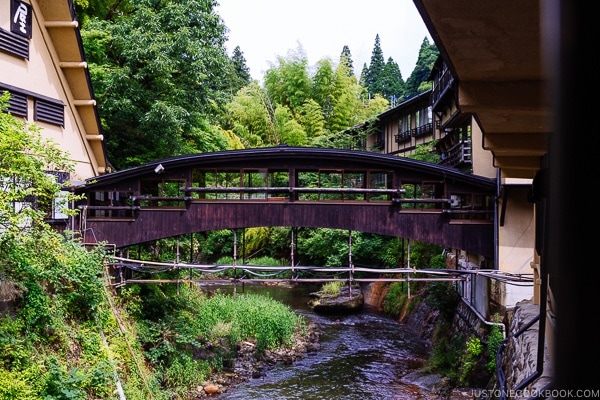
[193, 321, 322, 398]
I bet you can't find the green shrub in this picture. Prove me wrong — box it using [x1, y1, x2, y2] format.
[425, 321, 463, 382]
[458, 336, 482, 385]
[200, 292, 302, 352]
[486, 317, 505, 372]
[19, 281, 52, 343]
[162, 354, 210, 396]
[126, 284, 306, 395]
[381, 282, 407, 317]
[424, 281, 459, 320]
[0, 368, 38, 399]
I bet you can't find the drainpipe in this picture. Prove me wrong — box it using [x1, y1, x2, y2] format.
[495, 168, 500, 270]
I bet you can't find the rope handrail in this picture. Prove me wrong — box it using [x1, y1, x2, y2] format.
[107, 256, 534, 285]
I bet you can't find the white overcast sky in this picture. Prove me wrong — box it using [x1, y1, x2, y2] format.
[216, 0, 432, 82]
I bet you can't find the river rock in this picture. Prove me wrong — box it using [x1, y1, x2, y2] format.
[202, 384, 220, 394]
[307, 285, 364, 313]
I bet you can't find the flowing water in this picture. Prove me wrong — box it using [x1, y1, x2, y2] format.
[205, 282, 447, 400]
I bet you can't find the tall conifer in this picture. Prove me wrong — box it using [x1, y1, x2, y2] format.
[339, 45, 355, 77]
[231, 46, 252, 86]
[364, 34, 386, 97]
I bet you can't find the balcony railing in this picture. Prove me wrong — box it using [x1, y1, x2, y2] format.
[439, 140, 472, 168]
[412, 122, 434, 138]
[374, 139, 385, 150]
[394, 130, 411, 143]
[431, 66, 455, 111]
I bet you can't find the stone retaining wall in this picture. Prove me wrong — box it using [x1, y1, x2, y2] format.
[362, 282, 554, 397]
[497, 299, 553, 399]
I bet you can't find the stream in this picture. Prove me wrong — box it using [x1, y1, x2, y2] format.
[205, 282, 456, 400]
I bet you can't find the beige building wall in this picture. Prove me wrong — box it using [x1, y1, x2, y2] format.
[496, 183, 535, 307]
[470, 120, 496, 179]
[0, 0, 106, 181]
[469, 117, 534, 309]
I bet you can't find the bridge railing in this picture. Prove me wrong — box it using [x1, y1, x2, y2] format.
[78, 185, 493, 223]
[181, 186, 406, 202]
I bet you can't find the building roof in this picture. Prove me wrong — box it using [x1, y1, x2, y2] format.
[36, 0, 108, 174]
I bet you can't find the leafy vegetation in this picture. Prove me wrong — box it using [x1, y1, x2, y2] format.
[0, 93, 124, 398]
[2, 1, 450, 396]
[0, 94, 308, 399]
[486, 315, 505, 372]
[73, 1, 437, 170]
[381, 282, 410, 318]
[118, 283, 305, 397]
[459, 336, 483, 385]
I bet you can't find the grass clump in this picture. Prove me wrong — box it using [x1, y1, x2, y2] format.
[121, 283, 307, 398]
[320, 281, 343, 296]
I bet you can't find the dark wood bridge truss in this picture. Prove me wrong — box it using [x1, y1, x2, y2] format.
[73, 146, 498, 258]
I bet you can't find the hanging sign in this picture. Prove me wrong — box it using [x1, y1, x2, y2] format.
[11, 0, 32, 39]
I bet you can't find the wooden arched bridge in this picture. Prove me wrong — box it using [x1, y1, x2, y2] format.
[73, 146, 497, 258]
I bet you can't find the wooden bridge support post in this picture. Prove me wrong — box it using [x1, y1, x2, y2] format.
[291, 228, 295, 276]
[176, 236, 180, 295]
[233, 230, 237, 298]
[189, 233, 193, 288]
[348, 230, 354, 297]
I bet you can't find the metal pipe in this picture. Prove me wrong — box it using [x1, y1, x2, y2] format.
[460, 298, 506, 340]
[495, 168, 500, 270]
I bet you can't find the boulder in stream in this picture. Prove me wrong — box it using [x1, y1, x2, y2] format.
[308, 284, 364, 314]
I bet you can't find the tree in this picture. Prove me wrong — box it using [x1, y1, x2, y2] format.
[380, 57, 405, 106]
[0, 93, 75, 244]
[223, 44, 388, 150]
[328, 61, 364, 134]
[73, 0, 133, 23]
[409, 142, 441, 164]
[404, 37, 439, 99]
[359, 62, 368, 88]
[224, 82, 275, 147]
[231, 45, 253, 89]
[299, 99, 325, 139]
[0, 92, 105, 314]
[275, 105, 308, 146]
[80, 0, 233, 170]
[263, 44, 312, 117]
[311, 58, 336, 120]
[363, 34, 386, 97]
[339, 45, 355, 77]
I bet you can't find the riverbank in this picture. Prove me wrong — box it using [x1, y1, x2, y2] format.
[195, 321, 321, 398]
[193, 280, 507, 399]
[195, 282, 456, 399]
